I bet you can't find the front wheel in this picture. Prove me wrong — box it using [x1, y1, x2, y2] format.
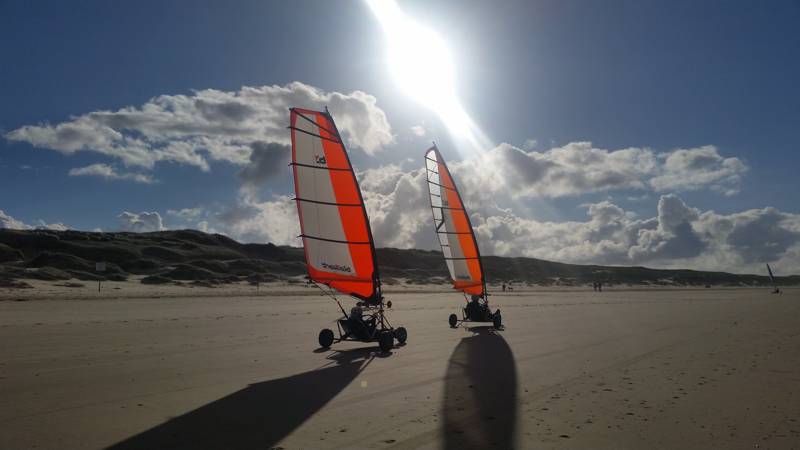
[379, 332, 394, 353]
[448, 314, 458, 328]
[318, 328, 334, 348]
[395, 326, 408, 344]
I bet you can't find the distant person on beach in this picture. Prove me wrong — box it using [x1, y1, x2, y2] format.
[598, 282, 603, 292]
[502, 283, 506, 292]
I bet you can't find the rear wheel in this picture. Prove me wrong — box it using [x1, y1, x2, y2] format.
[448, 314, 458, 328]
[395, 326, 408, 344]
[493, 313, 502, 329]
[379, 332, 394, 353]
[318, 328, 334, 348]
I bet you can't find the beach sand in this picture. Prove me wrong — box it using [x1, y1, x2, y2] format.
[1, 283, 798, 449]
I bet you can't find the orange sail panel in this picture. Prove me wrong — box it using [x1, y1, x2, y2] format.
[425, 146, 484, 296]
[290, 108, 378, 300]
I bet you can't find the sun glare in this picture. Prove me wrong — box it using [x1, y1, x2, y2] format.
[366, 0, 488, 151]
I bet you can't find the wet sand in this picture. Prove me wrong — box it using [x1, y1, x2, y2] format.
[1, 286, 798, 449]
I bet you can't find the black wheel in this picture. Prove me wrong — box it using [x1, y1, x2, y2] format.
[493, 313, 502, 329]
[318, 328, 334, 348]
[448, 314, 458, 328]
[379, 332, 394, 353]
[395, 326, 408, 344]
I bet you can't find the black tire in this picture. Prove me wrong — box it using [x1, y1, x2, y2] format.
[379, 332, 394, 353]
[493, 314, 502, 329]
[448, 314, 458, 328]
[395, 326, 408, 344]
[318, 328, 334, 348]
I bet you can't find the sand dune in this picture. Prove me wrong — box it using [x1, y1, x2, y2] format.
[1, 287, 798, 449]
[3, 229, 797, 288]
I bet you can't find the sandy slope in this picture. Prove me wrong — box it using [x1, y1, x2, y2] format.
[0, 287, 798, 449]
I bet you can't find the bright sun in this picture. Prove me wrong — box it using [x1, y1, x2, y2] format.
[367, 0, 473, 137]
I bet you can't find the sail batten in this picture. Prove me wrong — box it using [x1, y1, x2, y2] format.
[425, 146, 485, 296]
[290, 108, 379, 301]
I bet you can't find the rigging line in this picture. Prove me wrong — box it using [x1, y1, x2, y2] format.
[293, 110, 339, 138]
[295, 198, 362, 207]
[300, 234, 371, 245]
[427, 179, 457, 191]
[290, 162, 351, 172]
[310, 280, 348, 319]
[289, 126, 343, 144]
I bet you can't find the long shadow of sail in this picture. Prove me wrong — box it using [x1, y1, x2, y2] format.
[107, 348, 374, 450]
[443, 326, 518, 450]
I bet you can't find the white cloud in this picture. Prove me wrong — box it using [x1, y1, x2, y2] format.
[0, 209, 31, 230]
[410, 125, 427, 137]
[117, 211, 165, 232]
[6, 82, 394, 172]
[214, 194, 299, 245]
[166, 207, 204, 220]
[236, 142, 290, 192]
[452, 142, 748, 198]
[306, 159, 795, 273]
[470, 195, 800, 274]
[36, 220, 68, 231]
[157, 151, 799, 274]
[0, 209, 68, 231]
[650, 145, 748, 195]
[68, 163, 155, 184]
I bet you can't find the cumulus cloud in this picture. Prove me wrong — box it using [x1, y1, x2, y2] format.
[290, 159, 794, 273]
[166, 207, 204, 220]
[454, 142, 747, 198]
[117, 211, 165, 232]
[6, 82, 394, 173]
[215, 195, 299, 245]
[0, 210, 32, 230]
[68, 163, 155, 184]
[0, 209, 67, 230]
[160, 150, 799, 274]
[467, 196, 800, 274]
[236, 142, 290, 190]
[650, 145, 748, 195]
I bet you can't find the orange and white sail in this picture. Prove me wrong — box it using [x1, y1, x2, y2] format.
[290, 107, 380, 301]
[425, 145, 485, 296]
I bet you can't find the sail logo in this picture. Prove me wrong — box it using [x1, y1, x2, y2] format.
[321, 262, 351, 273]
[315, 155, 327, 165]
[456, 275, 471, 280]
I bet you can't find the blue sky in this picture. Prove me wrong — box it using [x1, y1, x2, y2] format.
[1, 0, 799, 273]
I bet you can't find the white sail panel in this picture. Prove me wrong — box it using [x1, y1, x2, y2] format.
[425, 147, 484, 296]
[290, 108, 378, 299]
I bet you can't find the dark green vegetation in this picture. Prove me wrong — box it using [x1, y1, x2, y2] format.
[0, 229, 796, 288]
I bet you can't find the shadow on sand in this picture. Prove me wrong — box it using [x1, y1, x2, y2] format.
[107, 347, 377, 450]
[443, 326, 518, 450]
